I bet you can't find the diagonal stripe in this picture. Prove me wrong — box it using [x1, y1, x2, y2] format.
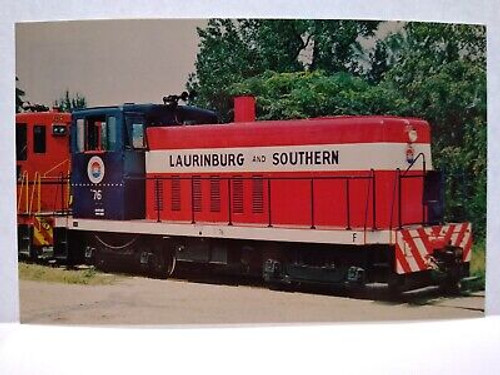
[432, 225, 441, 238]
[35, 218, 53, 246]
[462, 235, 473, 262]
[401, 230, 427, 271]
[416, 227, 433, 254]
[33, 229, 47, 246]
[454, 223, 469, 248]
[395, 243, 412, 274]
[443, 224, 456, 246]
[459, 224, 472, 249]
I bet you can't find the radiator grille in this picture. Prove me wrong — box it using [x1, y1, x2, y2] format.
[252, 176, 264, 213]
[210, 176, 221, 213]
[171, 176, 181, 211]
[232, 176, 244, 214]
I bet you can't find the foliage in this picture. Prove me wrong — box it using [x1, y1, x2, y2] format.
[54, 90, 87, 112]
[380, 23, 486, 236]
[187, 19, 380, 121]
[188, 20, 486, 238]
[469, 239, 486, 290]
[16, 77, 25, 113]
[230, 70, 408, 120]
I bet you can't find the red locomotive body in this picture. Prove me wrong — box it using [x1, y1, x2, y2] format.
[16, 110, 71, 258]
[145, 116, 431, 230]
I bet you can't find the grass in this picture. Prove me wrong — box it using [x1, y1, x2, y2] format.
[18, 262, 123, 286]
[468, 239, 486, 291]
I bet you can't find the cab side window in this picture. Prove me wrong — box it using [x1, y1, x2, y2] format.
[132, 123, 145, 149]
[76, 119, 85, 152]
[107, 116, 117, 151]
[16, 123, 27, 161]
[33, 125, 46, 153]
[75, 115, 118, 152]
[125, 115, 147, 150]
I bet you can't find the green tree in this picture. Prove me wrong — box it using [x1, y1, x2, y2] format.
[187, 19, 380, 121]
[365, 42, 390, 84]
[381, 22, 486, 236]
[54, 90, 87, 112]
[230, 70, 407, 120]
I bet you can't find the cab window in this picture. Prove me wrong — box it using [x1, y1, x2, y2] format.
[132, 123, 145, 149]
[75, 115, 118, 152]
[33, 125, 46, 153]
[107, 116, 117, 151]
[16, 123, 27, 161]
[125, 114, 146, 150]
[76, 119, 85, 152]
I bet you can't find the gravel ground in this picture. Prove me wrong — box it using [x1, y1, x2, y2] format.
[19, 272, 485, 325]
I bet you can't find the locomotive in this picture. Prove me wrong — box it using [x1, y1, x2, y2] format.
[16, 108, 71, 259]
[18, 94, 472, 292]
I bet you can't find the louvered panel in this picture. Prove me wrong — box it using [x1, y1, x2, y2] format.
[232, 176, 244, 214]
[210, 176, 221, 213]
[171, 176, 181, 211]
[252, 175, 264, 214]
[193, 175, 202, 212]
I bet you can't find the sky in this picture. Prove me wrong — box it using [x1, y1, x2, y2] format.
[16, 19, 405, 110]
[16, 19, 207, 107]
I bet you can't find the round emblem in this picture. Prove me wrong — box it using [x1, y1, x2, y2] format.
[87, 156, 105, 184]
[406, 145, 415, 164]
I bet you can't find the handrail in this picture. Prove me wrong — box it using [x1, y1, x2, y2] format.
[17, 171, 29, 214]
[17, 173, 73, 217]
[66, 172, 72, 209]
[43, 158, 69, 177]
[402, 152, 426, 176]
[53, 173, 61, 214]
[143, 173, 374, 230]
[389, 169, 400, 230]
[28, 172, 41, 215]
[397, 152, 428, 228]
[363, 169, 375, 233]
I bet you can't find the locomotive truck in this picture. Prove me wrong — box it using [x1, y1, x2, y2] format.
[18, 95, 471, 292]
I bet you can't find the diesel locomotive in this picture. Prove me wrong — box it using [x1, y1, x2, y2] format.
[17, 95, 472, 292]
[16, 108, 71, 259]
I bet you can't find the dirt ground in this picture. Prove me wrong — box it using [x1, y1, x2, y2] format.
[19, 271, 485, 325]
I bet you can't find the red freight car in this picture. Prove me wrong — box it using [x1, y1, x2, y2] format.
[16, 109, 71, 259]
[56, 96, 471, 292]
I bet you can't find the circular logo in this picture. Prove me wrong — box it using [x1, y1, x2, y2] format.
[406, 145, 415, 164]
[87, 156, 105, 184]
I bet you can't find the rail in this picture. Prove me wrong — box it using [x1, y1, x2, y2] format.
[19, 160, 431, 232]
[28, 172, 41, 215]
[394, 152, 427, 228]
[146, 173, 379, 232]
[16, 173, 72, 217]
[17, 171, 29, 214]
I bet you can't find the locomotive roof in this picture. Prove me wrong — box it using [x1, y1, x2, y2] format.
[72, 103, 218, 126]
[147, 115, 431, 150]
[16, 111, 71, 121]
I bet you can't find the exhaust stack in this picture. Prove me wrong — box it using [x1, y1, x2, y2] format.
[234, 96, 256, 123]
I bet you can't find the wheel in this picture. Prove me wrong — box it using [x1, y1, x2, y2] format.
[439, 275, 462, 295]
[439, 264, 463, 295]
[165, 251, 177, 277]
[148, 250, 176, 279]
[387, 274, 404, 297]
